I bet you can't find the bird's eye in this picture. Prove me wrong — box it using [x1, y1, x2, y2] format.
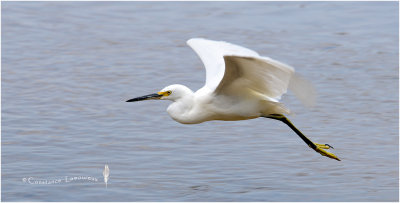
[166, 90, 172, 95]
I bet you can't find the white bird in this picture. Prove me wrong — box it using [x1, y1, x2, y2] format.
[127, 38, 340, 161]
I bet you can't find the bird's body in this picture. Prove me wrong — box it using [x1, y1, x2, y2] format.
[163, 85, 253, 124]
[127, 38, 340, 161]
[160, 38, 296, 124]
[163, 84, 286, 124]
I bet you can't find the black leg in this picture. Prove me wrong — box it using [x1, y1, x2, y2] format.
[264, 114, 340, 161]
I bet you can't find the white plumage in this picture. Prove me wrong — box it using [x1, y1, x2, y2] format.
[129, 38, 312, 123]
[159, 38, 303, 124]
[127, 38, 340, 161]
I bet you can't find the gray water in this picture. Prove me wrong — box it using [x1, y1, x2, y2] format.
[2, 2, 398, 201]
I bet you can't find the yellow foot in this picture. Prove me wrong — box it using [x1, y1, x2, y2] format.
[315, 143, 332, 149]
[313, 143, 341, 161]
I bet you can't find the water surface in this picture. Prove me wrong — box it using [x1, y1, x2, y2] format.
[2, 2, 398, 201]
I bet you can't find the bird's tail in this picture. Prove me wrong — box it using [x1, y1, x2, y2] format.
[288, 73, 316, 108]
[261, 100, 291, 116]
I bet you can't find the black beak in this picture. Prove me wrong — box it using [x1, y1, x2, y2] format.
[126, 93, 162, 102]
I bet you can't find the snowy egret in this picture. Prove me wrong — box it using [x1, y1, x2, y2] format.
[126, 38, 340, 161]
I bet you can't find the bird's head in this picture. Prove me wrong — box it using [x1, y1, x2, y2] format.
[126, 84, 193, 102]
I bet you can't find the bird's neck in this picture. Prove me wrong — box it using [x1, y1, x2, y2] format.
[167, 93, 197, 124]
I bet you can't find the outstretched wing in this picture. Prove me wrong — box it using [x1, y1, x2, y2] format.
[187, 38, 315, 105]
[216, 55, 294, 101]
[187, 38, 259, 92]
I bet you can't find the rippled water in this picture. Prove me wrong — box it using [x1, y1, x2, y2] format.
[2, 2, 398, 201]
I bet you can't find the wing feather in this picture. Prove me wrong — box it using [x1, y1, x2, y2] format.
[216, 56, 294, 101]
[187, 38, 315, 106]
[187, 38, 259, 91]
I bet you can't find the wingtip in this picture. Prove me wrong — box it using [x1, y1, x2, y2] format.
[187, 37, 207, 45]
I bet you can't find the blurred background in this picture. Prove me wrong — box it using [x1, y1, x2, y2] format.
[2, 2, 398, 201]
